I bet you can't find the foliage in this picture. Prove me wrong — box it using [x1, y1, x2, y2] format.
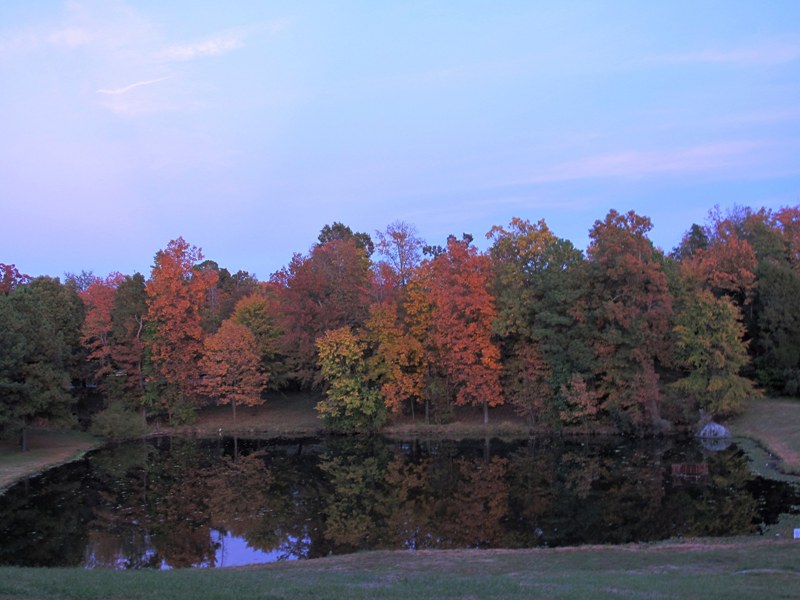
[671, 289, 760, 416]
[487, 218, 593, 425]
[586, 210, 673, 429]
[107, 273, 148, 406]
[80, 274, 124, 390]
[200, 319, 267, 421]
[318, 221, 375, 257]
[89, 400, 147, 440]
[363, 302, 427, 417]
[315, 327, 386, 432]
[558, 373, 599, 425]
[422, 236, 504, 423]
[0, 263, 30, 295]
[232, 290, 287, 390]
[273, 239, 373, 388]
[145, 238, 217, 423]
[0, 282, 78, 447]
[753, 259, 800, 393]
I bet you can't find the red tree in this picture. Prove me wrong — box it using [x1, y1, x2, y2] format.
[273, 239, 373, 387]
[80, 273, 124, 388]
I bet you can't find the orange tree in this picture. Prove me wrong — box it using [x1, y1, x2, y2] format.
[422, 235, 504, 424]
[145, 237, 217, 423]
[200, 319, 267, 422]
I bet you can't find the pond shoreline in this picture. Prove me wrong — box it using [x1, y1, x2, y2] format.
[0, 430, 103, 495]
[3, 396, 797, 495]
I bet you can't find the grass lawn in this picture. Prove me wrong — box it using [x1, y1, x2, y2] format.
[0, 429, 101, 494]
[0, 539, 798, 599]
[165, 391, 325, 438]
[729, 397, 800, 475]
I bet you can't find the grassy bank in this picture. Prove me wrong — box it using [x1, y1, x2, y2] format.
[0, 429, 101, 494]
[729, 397, 800, 476]
[1, 538, 798, 599]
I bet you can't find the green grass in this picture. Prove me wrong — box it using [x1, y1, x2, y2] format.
[729, 397, 800, 475]
[0, 429, 101, 494]
[1, 540, 799, 599]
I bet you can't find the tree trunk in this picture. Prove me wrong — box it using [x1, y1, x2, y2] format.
[19, 426, 28, 452]
[425, 399, 430, 423]
[483, 400, 489, 425]
[410, 397, 415, 421]
[232, 400, 237, 423]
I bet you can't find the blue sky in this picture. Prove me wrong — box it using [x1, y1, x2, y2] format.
[2, 1, 799, 279]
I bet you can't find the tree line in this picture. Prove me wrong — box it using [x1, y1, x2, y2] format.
[2, 205, 799, 444]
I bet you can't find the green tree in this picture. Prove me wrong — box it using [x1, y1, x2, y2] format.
[0, 284, 78, 449]
[487, 218, 593, 425]
[108, 273, 148, 408]
[671, 289, 760, 416]
[753, 259, 800, 394]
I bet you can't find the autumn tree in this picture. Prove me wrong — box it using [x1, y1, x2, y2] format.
[586, 210, 672, 430]
[363, 301, 426, 418]
[316, 327, 386, 432]
[671, 289, 760, 416]
[273, 237, 373, 388]
[195, 260, 259, 333]
[423, 235, 504, 424]
[679, 209, 757, 307]
[0, 263, 30, 295]
[145, 238, 218, 423]
[232, 288, 287, 390]
[80, 274, 124, 390]
[200, 319, 267, 422]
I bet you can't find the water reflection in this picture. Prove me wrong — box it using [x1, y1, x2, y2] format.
[0, 436, 797, 569]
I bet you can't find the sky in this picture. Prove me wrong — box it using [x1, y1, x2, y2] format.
[1, 1, 799, 280]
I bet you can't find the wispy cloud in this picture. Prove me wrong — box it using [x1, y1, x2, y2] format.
[96, 76, 169, 95]
[654, 42, 800, 66]
[159, 31, 246, 62]
[524, 141, 769, 184]
[0, 26, 91, 56]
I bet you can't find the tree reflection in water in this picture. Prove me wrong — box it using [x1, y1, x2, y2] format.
[0, 435, 797, 569]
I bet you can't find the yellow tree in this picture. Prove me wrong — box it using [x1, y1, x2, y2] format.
[316, 326, 386, 432]
[200, 319, 267, 422]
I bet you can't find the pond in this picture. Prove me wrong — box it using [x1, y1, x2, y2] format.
[0, 435, 798, 569]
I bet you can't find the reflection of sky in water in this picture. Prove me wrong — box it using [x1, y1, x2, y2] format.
[83, 530, 301, 569]
[210, 530, 299, 568]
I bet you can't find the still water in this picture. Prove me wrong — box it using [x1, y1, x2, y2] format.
[0, 435, 797, 569]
